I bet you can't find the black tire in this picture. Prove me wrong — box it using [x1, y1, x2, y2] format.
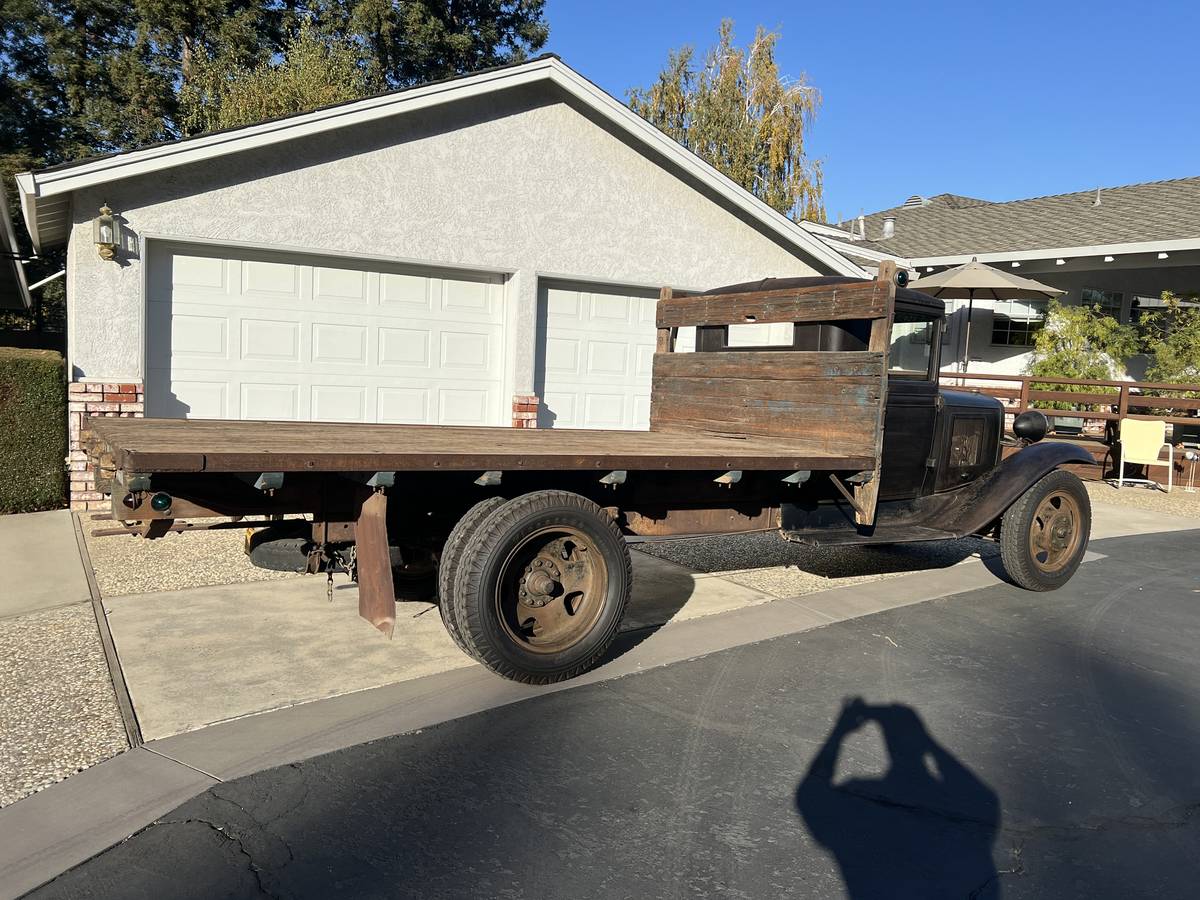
[999, 469, 1091, 591]
[247, 535, 311, 573]
[453, 490, 632, 684]
[438, 496, 507, 657]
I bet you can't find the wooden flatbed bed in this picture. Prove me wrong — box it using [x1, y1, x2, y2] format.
[86, 417, 875, 475]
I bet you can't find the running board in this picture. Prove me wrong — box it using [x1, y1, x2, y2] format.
[783, 524, 958, 548]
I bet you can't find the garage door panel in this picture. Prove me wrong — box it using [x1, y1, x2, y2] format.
[438, 329, 493, 373]
[171, 314, 229, 360]
[240, 318, 300, 362]
[378, 328, 430, 367]
[241, 259, 302, 299]
[380, 272, 432, 309]
[168, 253, 227, 294]
[241, 383, 299, 420]
[311, 385, 367, 422]
[313, 267, 369, 303]
[312, 323, 369, 366]
[150, 374, 228, 419]
[538, 282, 658, 431]
[147, 244, 506, 425]
[378, 386, 429, 424]
[585, 341, 628, 376]
[438, 387, 494, 425]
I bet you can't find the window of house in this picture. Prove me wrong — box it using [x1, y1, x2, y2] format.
[1082, 287, 1124, 321]
[990, 299, 1047, 346]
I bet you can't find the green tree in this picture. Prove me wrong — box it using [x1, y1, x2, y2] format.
[179, 22, 381, 134]
[1025, 301, 1138, 410]
[342, 0, 548, 87]
[628, 20, 825, 221]
[1144, 292, 1200, 385]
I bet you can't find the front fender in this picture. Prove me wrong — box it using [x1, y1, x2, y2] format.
[945, 441, 1096, 536]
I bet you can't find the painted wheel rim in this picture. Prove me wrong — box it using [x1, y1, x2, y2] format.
[1028, 491, 1083, 574]
[494, 526, 607, 654]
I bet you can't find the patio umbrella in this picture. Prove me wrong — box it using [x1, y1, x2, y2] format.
[911, 259, 1066, 372]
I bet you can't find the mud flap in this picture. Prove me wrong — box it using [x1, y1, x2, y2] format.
[356, 489, 396, 638]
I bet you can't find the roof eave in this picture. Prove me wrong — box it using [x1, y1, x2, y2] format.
[909, 237, 1200, 267]
[0, 190, 32, 310]
[15, 57, 863, 277]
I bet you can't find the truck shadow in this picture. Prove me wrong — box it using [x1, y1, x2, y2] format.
[636, 532, 998, 580]
[795, 699, 1001, 899]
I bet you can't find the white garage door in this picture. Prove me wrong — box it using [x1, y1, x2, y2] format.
[146, 243, 507, 425]
[536, 282, 662, 430]
[536, 280, 784, 430]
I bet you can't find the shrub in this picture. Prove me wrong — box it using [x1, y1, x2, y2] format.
[1025, 301, 1136, 411]
[0, 348, 66, 513]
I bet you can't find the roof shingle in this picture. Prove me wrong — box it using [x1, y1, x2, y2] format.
[845, 178, 1200, 259]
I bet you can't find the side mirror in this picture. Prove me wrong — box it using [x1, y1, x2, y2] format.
[1013, 410, 1049, 443]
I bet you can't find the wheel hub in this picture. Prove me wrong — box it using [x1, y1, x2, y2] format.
[1028, 490, 1083, 573]
[498, 530, 606, 654]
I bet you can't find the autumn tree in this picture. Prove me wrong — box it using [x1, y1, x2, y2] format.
[628, 20, 825, 221]
[179, 22, 382, 134]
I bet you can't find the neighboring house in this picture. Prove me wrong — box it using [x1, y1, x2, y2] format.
[803, 178, 1200, 376]
[12, 54, 863, 509]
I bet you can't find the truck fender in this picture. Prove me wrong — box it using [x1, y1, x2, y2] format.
[947, 441, 1096, 537]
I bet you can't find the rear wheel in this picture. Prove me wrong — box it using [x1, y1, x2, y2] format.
[438, 496, 507, 657]
[999, 469, 1091, 591]
[453, 490, 632, 684]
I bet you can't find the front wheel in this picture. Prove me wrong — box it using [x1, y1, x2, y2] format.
[999, 469, 1091, 591]
[453, 490, 632, 684]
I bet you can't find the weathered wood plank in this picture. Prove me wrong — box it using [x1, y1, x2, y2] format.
[653, 350, 884, 380]
[656, 281, 884, 328]
[852, 261, 898, 526]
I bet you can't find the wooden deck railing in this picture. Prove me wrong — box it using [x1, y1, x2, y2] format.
[937, 372, 1200, 430]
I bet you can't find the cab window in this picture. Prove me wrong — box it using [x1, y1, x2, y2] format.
[888, 310, 939, 379]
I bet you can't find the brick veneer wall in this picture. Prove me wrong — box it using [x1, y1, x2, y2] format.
[68, 381, 144, 510]
[512, 393, 539, 428]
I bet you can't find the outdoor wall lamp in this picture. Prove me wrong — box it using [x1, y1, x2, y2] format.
[93, 204, 117, 260]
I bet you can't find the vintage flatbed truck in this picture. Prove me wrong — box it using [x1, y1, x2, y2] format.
[84, 262, 1094, 684]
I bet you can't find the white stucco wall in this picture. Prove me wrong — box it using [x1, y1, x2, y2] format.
[65, 83, 826, 387]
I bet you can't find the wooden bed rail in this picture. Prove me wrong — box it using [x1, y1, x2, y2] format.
[651, 262, 899, 527]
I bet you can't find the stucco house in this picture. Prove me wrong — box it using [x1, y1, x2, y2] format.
[12, 55, 863, 509]
[803, 178, 1200, 376]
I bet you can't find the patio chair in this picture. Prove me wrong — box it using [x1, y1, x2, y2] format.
[1115, 418, 1173, 492]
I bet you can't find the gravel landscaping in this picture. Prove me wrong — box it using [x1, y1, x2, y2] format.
[1086, 479, 1200, 519]
[83, 518, 299, 597]
[0, 603, 128, 807]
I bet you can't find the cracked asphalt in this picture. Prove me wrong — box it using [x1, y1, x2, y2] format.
[29, 528, 1200, 899]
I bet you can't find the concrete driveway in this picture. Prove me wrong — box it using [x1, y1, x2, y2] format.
[21, 523, 1200, 899]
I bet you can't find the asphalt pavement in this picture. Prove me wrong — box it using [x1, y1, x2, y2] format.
[27, 527, 1200, 899]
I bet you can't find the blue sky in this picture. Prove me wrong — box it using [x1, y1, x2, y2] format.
[544, 0, 1199, 220]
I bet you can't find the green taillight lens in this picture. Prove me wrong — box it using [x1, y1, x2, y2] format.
[150, 492, 172, 512]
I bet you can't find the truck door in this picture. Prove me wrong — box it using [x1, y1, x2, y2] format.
[879, 307, 942, 501]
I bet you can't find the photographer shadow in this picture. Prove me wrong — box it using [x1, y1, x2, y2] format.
[795, 699, 1001, 899]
